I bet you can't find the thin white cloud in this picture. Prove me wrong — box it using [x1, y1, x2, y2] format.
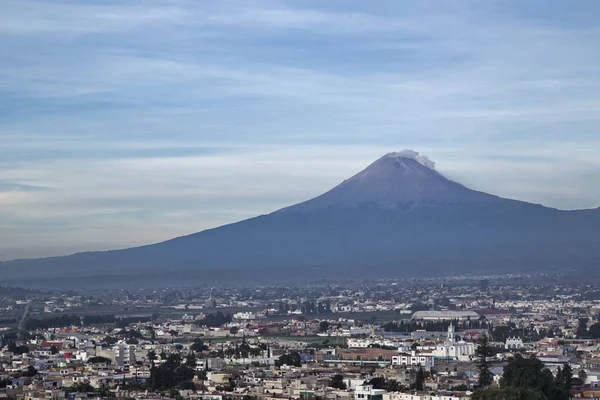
[0, 1, 187, 35]
[1, 0, 600, 259]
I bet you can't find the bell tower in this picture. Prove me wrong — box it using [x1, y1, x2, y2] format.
[448, 324, 455, 343]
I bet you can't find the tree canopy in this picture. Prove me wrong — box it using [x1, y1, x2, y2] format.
[415, 368, 425, 391]
[148, 353, 195, 390]
[474, 355, 572, 400]
[275, 352, 301, 367]
[190, 339, 208, 352]
[368, 377, 404, 392]
[330, 374, 347, 390]
[476, 335, 493, 387]
[87, 356, 112, 364]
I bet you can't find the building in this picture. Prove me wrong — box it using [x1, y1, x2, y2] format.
[348, 326, 372, 337]
[115, 344, 136, 369]
[347, 338, 406, 349]
[475, 309, 511, 323]
[355, 385, 386, 400]
[233, 312, 256, 321]
[391, 353, 435, 369]
[421, 326, 475, 361]
[411, 311, 479, 321]
[431, 342, 475, 361]
[333, 348, 399, 363]
[505, 337, 524, 350]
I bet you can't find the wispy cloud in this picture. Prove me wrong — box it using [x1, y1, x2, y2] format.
[0, 1, 187, 35]
[1, 0, 600, 259]
[0, 181, 50, 192]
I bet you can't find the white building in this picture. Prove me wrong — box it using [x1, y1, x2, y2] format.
[345, 378, 369, 390]
[431, 342, 475, 361]
[347, 338, 406, 349]
[233, 312, 256, 321]
[505, 337, 524, 350]
[411, 310, 479, 321]
[391, 353, 435, 369]
[355, 385, 386, 400]
[349, 326, 372, 337]
[420, 326, 475, 361]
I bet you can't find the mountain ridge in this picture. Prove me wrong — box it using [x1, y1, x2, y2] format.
[277, 153, 503, 214]
[2, 150, 600, 287]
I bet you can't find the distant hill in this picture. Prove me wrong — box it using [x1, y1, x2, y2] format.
[2, 151, 600, 287]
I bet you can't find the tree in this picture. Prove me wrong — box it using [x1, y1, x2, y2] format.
[198, 312, 232, 328]
[562, 363, 573, 397]
[330, 374, 347, 390]
[88, 356, 112, 364]
[275, 352, 302, 367]
[147, 353, 195, 391]
[415, 367, 425, 391]
[148, 350, 157, 363]
[499, 355, 555, 400]
[554, 367, 566, 400]
[71, 380, 94, 393]
[578, 368, 587, 382]
[98, 385, 111, 397]
[476, 334, 493, 387]
[576, 318, 589, 338]
[8, 341, 29, 355]
[185, 352, 197, 369]
[229, 326, 239, 337]
[103, 336, 118, 345]
[0, 379, 12, 389]
[22, 366, 37, 377]
[319, 321, 330, 333]
[368, 377, 403, 392]
[589, 322, 600, 339]
[191, 339, 208, 352]
[239, 341, 251, 358]
[50, 345, 58, 355]
[178, 380, 196, 390]
[216, 380, 236, 392]
[452, 384, 468, 391]
[149, 365, 160, 390]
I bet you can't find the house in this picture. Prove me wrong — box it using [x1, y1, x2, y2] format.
[355, 385, 386, 400]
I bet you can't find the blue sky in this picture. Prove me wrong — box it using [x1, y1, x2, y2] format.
[2, 0, 600, 260]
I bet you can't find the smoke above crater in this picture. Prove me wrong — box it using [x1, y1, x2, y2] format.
[385, 149, 436, 170]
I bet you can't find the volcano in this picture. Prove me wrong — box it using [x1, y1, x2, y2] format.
[278, 151, 498, 211]
[2, 150, 600, 287]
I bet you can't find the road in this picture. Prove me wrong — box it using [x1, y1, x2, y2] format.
[17, 301, 31, 341]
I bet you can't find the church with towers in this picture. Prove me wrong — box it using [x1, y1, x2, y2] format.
[431, 325, 476, 361]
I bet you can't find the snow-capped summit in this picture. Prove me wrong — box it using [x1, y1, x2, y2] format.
[279, 151, 496, 212]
